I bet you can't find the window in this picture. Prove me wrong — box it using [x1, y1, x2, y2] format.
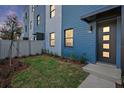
[50, 32, 55, 47]
[37, 15, 40, 25]
[32, 5, 35, 12]
[50, 5, 55, 18]
[30, 21, 32, 30]
[25, 12, 28, 19]
[65, 29, 73, 47]
[25, 25, 27, 32]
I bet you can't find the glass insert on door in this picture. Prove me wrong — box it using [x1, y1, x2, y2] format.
[103, 26, 110, 32]
[103, 51, 110, 58]
[103, 35, 110, 41]
[103, 44, 109, 49]
[102, 26, 110, 58]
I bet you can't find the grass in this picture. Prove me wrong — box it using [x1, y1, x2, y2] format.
[11, 55, 88, 88]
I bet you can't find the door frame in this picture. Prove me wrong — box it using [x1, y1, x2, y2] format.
[96, 17, 117, 64]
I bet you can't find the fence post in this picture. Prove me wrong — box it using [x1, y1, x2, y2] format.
[29, 40, 31, 56]
[17, 40, 19, 57]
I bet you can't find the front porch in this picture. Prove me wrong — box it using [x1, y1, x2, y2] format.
[79, 63, 121, 88]
[80, 5, 124, 75]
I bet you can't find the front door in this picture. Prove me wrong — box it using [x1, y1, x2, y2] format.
[97, 19, 116, 64]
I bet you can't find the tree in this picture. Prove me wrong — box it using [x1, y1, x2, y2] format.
[0, 14, 23, 40]
[0, 14, 23, 66]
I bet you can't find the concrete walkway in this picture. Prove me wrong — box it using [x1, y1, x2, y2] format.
[79, 63, 121, 88]
[79, 74, 115, 88]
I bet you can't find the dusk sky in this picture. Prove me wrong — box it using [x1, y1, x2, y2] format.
[0, 5, 26, 26]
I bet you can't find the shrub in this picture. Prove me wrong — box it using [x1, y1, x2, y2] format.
[122, 76, 124, 87]
[70, 52, 78, 62]
[42, 49, 45, 54]
[46, 49, 49, 54]
[0, 59, 5, 65]
[122, 76, 124, 80]
[54, 53, 59, 57]
[80, 53, 88, 64]
[49, 51, 54, 56]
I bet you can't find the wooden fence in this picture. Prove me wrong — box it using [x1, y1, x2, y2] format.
[0, 40, 43, 59]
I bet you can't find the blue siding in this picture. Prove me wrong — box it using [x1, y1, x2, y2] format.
[62, 5, 121, 67]
[34, 5, 45, 33]
[62, 5, 104, 63]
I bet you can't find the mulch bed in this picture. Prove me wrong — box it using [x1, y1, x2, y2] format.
[60, 58, 86, 67]
[43, 54, 87, 67]
[0, 59, 28, 88]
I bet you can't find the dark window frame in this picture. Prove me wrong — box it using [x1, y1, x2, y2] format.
[25, 25, 27, 32]
[64, 28, 74, 48]
[50, 32, 55, 47]
[32, 5, 35, 12]
[37, 15, 40, 26]
[50, 5, 55, 18]
[30, 21, 32, 30]
[25, 12, 27, 20]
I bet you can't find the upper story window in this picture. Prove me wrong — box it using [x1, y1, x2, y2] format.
[64, 28, 74, 47]
[25, 25, 27, 32]
[30, 21, 32, 30]
[50, 5, 55, 18]
[32, 5, 35, 12]
[37, 15, 40, 26]
[50, 32, 55, 47]
[25, 12, 28, 20]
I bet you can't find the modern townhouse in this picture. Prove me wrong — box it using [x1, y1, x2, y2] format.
[33, 5, 45, 41]
[22, 5, 45, 41]
[21, 6, 30, 40]
[23, 5, 124, 75]
[62, 5, 121, 68]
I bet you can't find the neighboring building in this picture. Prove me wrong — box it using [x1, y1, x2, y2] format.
[21, 6, 29, 40]
[33, 5, 45, 41]
[22, 5, 45, 41]
[23, 5, 124, 73]
[29, 5, 35, 40]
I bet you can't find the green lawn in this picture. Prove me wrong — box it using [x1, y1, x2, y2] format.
[12, 55, 88, 88]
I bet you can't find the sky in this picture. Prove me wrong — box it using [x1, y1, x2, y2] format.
[0, 5, 26, 26]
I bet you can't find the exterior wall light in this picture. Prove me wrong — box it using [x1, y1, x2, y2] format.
[88, 24, 93, 33]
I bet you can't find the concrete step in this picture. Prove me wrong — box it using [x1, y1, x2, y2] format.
[96, 62, 117, 69]
[83, 63, 121, 82]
